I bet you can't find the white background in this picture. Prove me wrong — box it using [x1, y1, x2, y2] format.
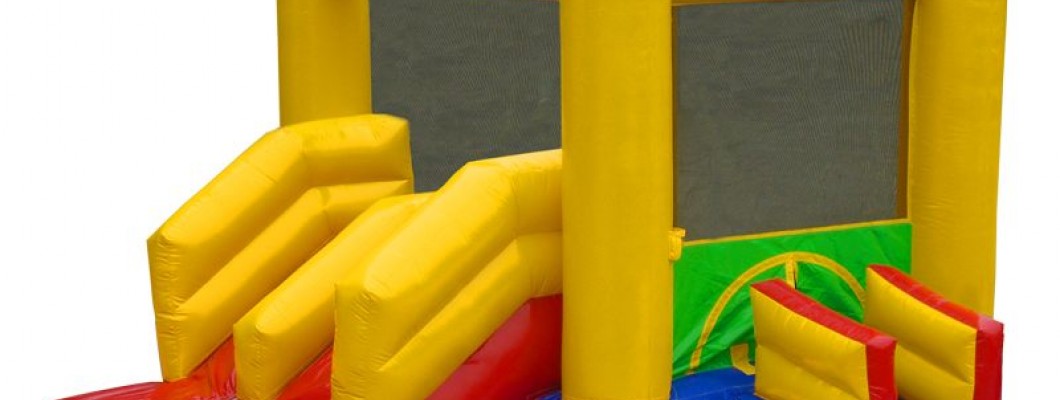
[0, 1, 1056, 399]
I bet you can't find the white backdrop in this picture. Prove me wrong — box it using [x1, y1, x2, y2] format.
[0, 1, 1056, 398]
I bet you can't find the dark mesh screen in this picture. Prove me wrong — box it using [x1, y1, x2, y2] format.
[676, 1, 905, 239]
[370, 1, 903, 237]
[370, 1, 561, 191]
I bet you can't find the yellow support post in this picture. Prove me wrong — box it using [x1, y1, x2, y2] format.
[277, 0, 372, 126]
[907, 0, 1007, 315]
[561, 0, 674, 399]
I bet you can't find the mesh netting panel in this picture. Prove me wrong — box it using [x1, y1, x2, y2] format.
[371, 1, 561, 191]
[371, 1, 902, 236]
[676, 1, 904, 239]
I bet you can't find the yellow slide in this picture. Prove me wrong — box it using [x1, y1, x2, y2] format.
[330, 150, 562, 400]
[148, 114, 561, 399]
[148, 114, 413, 381]
[233, 193, 430, 400]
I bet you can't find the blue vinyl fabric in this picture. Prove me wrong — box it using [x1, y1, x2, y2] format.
[537, 368, 757, 400]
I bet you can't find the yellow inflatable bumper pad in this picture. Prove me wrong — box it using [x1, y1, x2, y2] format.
[751, 279, 897, 400]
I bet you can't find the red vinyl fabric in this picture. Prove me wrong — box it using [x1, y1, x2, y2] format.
[428, 295, 562, 400]
[275, 295, 563, 400]
[60, 383, 163, 400]
[63, 340, 236, 400]
[64, 295, 562, 400]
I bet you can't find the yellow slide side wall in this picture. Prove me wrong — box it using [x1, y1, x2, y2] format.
[560, 0, 674, 399]
[908, 0, 1007, 314]
[148, 115, 412, 380]
[331, 150, 562, 400]
[234, 194, 429, 400]
[864, 268, 978, 399]
[278, 0, 372, 125]
[752, 287, 873, 400]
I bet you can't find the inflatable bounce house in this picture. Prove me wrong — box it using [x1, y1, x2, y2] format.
[67, 0, 1007, 399]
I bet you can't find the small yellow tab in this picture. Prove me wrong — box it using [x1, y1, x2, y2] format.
[784, 258, 797, 286]
[730, 343, 756, 376]
[669, 228, 687, 261]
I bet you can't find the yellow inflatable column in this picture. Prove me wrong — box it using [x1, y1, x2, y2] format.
[278, 0, 372, 125]
[560, 0, 673, 399]
[907, 0, 1007, 314]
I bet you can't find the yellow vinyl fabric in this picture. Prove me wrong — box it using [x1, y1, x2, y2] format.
[671, 0, 823, 5]
[148, 115, 412, 381]
[560, 0, 674, 399]
[907, 0, 1007, 315]
[864, 267, 978, 400]
[278, 0, 372, 125]
[751, 281, 895, 400]
[330, 150, 562, 400]
[234, 194, 428, 400]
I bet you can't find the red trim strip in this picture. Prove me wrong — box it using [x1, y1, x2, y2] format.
[869, 265, 1004, 400]
[752, 279, 897, 400]
[865, 335, 898, 400]
[974, 317, 1004, 400]
[868, 265, 980, 327]
[753, 280, 890, 345]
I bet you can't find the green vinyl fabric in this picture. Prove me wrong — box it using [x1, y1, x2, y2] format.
[673, 221, 912, 376]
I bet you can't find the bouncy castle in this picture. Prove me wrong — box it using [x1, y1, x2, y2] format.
[67, 0, 1006, 399]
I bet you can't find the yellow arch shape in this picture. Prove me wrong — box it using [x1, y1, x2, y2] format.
[687, 251, 865, 373]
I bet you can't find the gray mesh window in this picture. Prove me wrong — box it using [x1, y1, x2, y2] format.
[371, 0, 903, 238]
[676, 0, 905, 240]
[371, 1, 561, 191]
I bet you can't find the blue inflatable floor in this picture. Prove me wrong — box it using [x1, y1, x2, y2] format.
[537, 368, 758, 400]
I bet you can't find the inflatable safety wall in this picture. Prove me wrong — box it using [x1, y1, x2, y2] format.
[865, 265, 1004, 400]
[751, 280, 897, 400]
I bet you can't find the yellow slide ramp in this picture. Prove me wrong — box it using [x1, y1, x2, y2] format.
[148, 113, 561, 399]
[233, 193, 429, 400]
[231, 150, 562, 400]
[331, 150, 562, 400]
[148, 114, 413, 381]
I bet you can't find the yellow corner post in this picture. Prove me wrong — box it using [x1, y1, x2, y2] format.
[278, 0, 372, 125]
[561, 0, 674, 399]
[907, 0, 1007, 314]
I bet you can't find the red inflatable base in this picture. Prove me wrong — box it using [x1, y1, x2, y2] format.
[63, 340, 236, 400]
[279, 295, 563, 400]
[65, 295, 562, 400]
[428, 294, 562, 400]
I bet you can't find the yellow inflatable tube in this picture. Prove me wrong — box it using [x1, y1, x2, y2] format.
[278, 0, 371, 125]
[148, 115, 413, 381]
[331, 150, 562, 400]
[560, 0, 674, 398]
[235, 194, 430, 400]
